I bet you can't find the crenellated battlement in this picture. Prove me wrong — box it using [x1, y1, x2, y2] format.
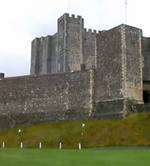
[84, 28, 98, 34]
[58, 13, 84, 23]
[32, 35, 51, 43]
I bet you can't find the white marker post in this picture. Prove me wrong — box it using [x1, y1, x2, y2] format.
[20, 142, 23, 149]
[81, 123, 85, 136]
[39, 142, 42, 149]
[2, 141, 5, 148]
[80, 123, 85, 149]
[59, 142, 62, 150]
[18, 129, 21, 133]
[82, 123, 85, 128]
[79, 143, 81, 150]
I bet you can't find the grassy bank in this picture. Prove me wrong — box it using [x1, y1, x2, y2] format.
[0, 113, 150, 148]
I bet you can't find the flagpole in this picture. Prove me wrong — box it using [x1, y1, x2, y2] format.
[67, 0, 71, 13]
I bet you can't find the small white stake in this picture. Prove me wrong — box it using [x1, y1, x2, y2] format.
[2, 141, 5, 148]
[59, 142, 62, 150]
[20, 142, 23, 149]
[79, 143, 81, 150]
[39, 142, 42, 149]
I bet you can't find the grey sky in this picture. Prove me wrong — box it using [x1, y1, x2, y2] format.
[0, 0, 149, 76]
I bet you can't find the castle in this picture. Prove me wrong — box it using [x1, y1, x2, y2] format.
[0, 13, 150, 129]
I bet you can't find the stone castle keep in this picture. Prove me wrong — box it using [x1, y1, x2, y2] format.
[0, 13, 150, 129]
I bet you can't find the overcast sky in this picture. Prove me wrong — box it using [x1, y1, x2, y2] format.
[0, 0, 149, 77]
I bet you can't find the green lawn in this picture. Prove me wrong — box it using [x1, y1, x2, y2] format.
[0, 148, 150, 166]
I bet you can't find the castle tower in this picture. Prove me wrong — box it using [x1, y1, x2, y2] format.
[57, 13, 84, 72]
[31, 13, 84, 75]
[94, 24, 143, 118]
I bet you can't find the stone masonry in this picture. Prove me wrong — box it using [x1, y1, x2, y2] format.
[0, 13, 150, 129]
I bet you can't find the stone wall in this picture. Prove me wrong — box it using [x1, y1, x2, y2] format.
[31, 36, 52, 75]
[31, 38, 42, 75]
[57, 14, 84, 73]
[123, 25, 143, 102]
[0, 71, 91, 129]
[92, 100, 125, 119]
[50, 34, 58, 73]
[66, 14, 83, 72]
[30, 13, 97, 75]
[94, 26, 125, 116]
[83, 29, 97, 69]
[30, 13, 150, 91]
[57, 14, 66, 72]
[142, 37, 150, 81]
[2, 14, 149, 128]
[0, 67, 133, 129]
[93, 25, 143, 117]
[95, 26, 123, 102]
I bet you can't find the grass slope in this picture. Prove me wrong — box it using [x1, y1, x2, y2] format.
[0, 113, 150, 148]
[0, 148, 150, 166]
